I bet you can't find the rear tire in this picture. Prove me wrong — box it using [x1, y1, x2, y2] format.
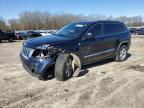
[54, 54, 73, 81]
[115, 45, 128, 62]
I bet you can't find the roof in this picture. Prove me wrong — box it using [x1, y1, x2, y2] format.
[74, 20, 123, 24]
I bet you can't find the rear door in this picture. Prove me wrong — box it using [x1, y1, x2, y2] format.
[100, 23, 123, 57]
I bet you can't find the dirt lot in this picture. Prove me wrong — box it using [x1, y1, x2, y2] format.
[0, 36, 144, 108]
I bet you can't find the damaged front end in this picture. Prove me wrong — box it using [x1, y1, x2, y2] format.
[20, 44, 81, 79]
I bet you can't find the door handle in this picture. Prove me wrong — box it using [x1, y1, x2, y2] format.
[78, 43, 81, 46]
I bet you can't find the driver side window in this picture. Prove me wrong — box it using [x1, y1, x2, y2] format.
[88, 24, 103, 37]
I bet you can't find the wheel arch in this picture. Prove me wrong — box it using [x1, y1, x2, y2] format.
[70, 53, 81, 77]
[116, 41, 129, 53]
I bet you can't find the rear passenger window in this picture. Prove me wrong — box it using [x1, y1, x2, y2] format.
[88, 24, 103, 37]
[103, 23, 126, 35]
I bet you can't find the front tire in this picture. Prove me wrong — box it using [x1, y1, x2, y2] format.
[54, 54, 73, 81]
[115, 45, 128, 62]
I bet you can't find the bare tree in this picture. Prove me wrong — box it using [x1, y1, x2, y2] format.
[0, 17, 6, 31]
[1, 11, 144, 31]
[8, 19, 19, 31]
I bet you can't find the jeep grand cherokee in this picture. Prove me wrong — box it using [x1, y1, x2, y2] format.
[20, 20, 131, 81]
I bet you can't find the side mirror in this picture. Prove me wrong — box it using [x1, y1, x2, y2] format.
[84, 33, 95, 40]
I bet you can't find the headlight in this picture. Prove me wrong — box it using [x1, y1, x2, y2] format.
[47, 46, 62, 55]
[22, 46, 34, 58]
[33, 45, 61, 59]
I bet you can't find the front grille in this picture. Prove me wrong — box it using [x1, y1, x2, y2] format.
[22, 46, 33, 58]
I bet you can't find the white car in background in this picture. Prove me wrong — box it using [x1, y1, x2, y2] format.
[40, 32, 51, 36]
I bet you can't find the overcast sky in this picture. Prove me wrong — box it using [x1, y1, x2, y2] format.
[0, 0, 144, 20]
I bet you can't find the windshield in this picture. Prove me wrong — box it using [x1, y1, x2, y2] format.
[55, 22, 91, 38]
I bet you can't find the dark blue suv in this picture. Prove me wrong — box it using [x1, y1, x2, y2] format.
[20, 20, 131, 81]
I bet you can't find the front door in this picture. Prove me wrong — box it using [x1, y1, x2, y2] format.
[80, 23, 104, 63]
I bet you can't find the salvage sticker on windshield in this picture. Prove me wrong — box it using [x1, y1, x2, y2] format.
[75, 24, 85, 27]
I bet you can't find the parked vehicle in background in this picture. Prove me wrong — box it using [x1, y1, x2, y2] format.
[129, 28, 137, 35]
[129, 27, 144, 35]
[136, 28, 144, 35]
[23, 31, 42, 40]
[20, 20, 131, 81]
[0, 29, 16, 42]
[40, 31, 51, 36]
[15, 32, 28, 40]
[140, 28, 144, 30]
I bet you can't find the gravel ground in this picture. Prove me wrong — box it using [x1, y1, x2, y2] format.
[0, 36, 144, 108]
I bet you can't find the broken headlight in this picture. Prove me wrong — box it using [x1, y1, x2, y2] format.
[33, 45, 62, 59]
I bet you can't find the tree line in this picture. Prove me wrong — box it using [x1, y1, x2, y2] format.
[0, 11, 144, 31]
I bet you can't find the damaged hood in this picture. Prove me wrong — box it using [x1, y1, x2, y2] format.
[24, 35, 73, 48]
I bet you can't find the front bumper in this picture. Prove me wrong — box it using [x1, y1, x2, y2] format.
[20, 52, 55, 78]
